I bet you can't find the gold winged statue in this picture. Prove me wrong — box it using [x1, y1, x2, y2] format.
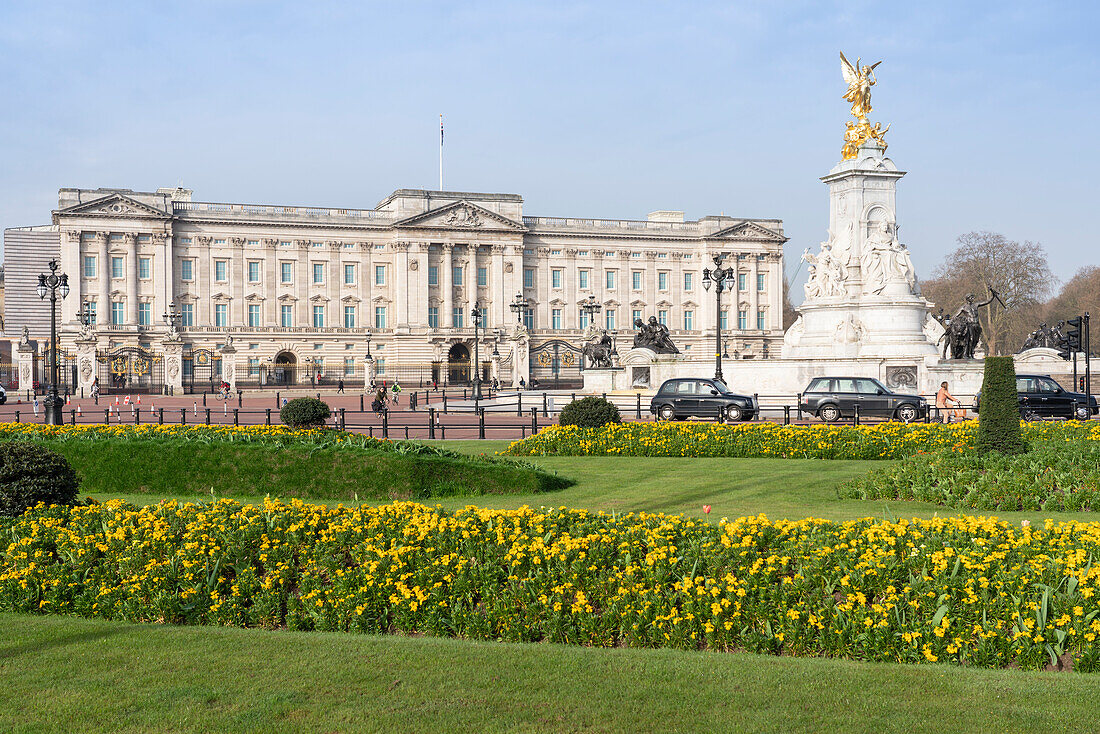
[840, 52, 880, 122]
[839, 52, 887, 159]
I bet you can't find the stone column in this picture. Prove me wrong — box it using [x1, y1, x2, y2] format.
[75, 337, 98, 396]
[769, 253, 783, 330]
[125, 233, 139, 325]
[749, 255, 760, 333]
[62, 230, 82, 325]
[441, 244, 453, 330]
[97, 233, 110, 324]
[491, 245, 506, 327]
[394, 242, 410, 328]
[219, 340, 237, 393]
[17, 340, 36, 394]
[490, 345, 502, 383]
[156, 232, 173, 327]
[362, 354, 375, 389]
[163, 338, 184, 396]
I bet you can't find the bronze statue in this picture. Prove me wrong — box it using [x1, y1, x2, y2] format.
[944, 287, 1002, 359]
[581, 330, 614, 369]
[632, 316, 680, 354]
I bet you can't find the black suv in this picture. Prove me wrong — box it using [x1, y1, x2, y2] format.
[976, 374, 1097, 421]
[800, 376, 928, 422]
[650, 378, 757, 422]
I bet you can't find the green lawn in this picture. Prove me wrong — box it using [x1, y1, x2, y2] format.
[4, 613, 1100, 734]
[88, 438, 1100, 525]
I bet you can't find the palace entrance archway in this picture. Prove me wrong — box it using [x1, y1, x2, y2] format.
[274, 351, 298, 386]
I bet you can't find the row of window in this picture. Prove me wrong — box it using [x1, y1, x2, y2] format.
[84, 255, 769, 294]
[83, 301, 390, 329]
[523, 269, 767, 292]
[82, 299, 769, 331]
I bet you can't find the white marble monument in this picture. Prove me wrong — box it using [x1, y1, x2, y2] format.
[782, 139, 941, 360]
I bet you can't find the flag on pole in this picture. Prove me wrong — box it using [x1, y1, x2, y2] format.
[440, 114, 444, 147]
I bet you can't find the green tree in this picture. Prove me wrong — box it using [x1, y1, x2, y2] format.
[977, 356, 1027, 455]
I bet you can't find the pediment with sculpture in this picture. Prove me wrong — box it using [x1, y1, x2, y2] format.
[56, 193, 170, 219]
[395, 200, 526, 232]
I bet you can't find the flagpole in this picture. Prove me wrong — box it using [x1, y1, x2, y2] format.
[439, 114, 444, 191]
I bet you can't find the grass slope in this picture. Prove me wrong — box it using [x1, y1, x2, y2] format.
[36, 438, 568, 501]
[3, 613, 1099, 734]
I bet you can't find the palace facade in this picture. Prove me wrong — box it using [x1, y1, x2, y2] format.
[5, 186, 786, 391]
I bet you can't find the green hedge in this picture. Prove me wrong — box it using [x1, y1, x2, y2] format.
[0, 443, 81, 517]
[558, 397, 622, 428]
[977, 356, 1027, 455]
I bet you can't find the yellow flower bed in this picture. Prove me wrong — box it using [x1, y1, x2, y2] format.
[5, 499, 1100, 670]
[505, 420, 1100, 460]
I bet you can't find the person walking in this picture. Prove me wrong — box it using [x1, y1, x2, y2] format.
[936, 381, 962, 423]
[337, 378, 345, 394]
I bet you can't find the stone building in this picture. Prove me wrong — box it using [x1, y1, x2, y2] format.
[4, 186, 786, 393]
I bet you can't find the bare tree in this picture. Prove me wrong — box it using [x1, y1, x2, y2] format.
[922, 232, 1054, 355]
[1046, 266, 1100, 329]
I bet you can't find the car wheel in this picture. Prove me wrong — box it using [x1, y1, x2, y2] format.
[1022, 408, 1041, 422]
[1074, 405, 1091, 421]
[725, 405, 743, 422]
[895, 404, 918, 423]
[658, 404, 676, 421]
[819, 404, 841, 423]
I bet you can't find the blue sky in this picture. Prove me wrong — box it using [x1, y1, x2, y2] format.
[2, 1, 1097, 300]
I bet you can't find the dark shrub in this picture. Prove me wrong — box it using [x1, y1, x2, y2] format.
[558, 396, 622, 428]
[977, 356, 1027, 455]
[280, 397, 332, 429]
[0, 442, 81, 517]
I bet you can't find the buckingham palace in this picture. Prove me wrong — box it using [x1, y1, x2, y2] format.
[4, 186, 786, 393]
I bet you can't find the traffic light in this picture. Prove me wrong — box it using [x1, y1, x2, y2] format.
[1061, 316, 1083, 359]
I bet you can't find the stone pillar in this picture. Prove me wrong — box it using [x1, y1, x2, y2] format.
[510, 330, 529, 387]
[75, 338, 98, 396]
[125, 233, 139, 325]
[769, 253, 783, 330]
[97, 233, 110, 324]
[490, 344, 501, 382]
[219, 341, 237, 392]
[17, 340, 36, 394]
[62, 230, 82, 325]
[394, 242, 410, 328]
[749, 256, 760, 333]
[163, 338, 184, 396]
[491, 245, 506, 327]
[441, 244, 453, 330]
[364, 355, 376, 388]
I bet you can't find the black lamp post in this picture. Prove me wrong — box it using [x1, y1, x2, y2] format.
[36, 259, 69, 425]
[163, 301, 182, 335]
[509, 292, 530, 325]
[702, 253, 736, 383]
[365, 330, 373, 359]
[77, 302, 96, 331]
[471, 301, 484, 400]
[580, 294, 602, 330]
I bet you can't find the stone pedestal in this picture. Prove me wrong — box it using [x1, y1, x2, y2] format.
[510, 329, 530, 387]
[75, 338, 98, 395]
[162, 338, 184, 395]
[219, 342, 237, 392]
[17, 342, 35, 394]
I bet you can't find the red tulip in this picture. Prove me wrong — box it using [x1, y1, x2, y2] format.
[703, 505, 712, 514]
